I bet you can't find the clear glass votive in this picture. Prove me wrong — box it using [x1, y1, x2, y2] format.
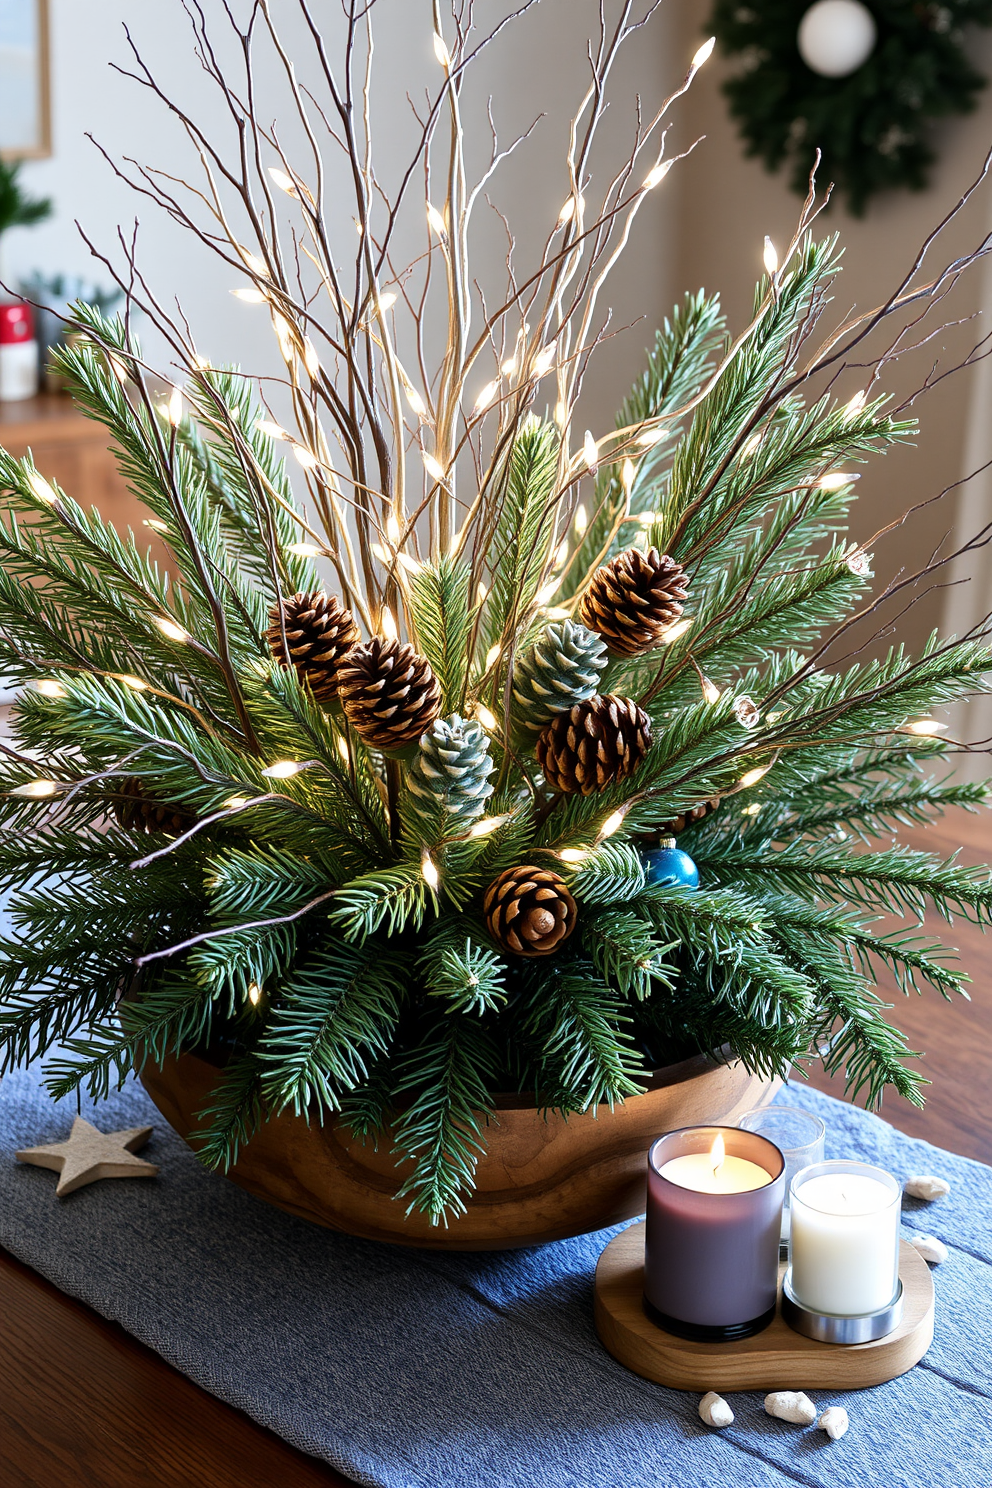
[739, 1105, 826, 1243]
[788, 1160, 901, 1319]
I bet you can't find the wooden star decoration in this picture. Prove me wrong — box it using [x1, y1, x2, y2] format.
[15, 1116, 159, 1196]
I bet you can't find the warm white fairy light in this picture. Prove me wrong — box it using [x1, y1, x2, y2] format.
[818, 471, 859, 490]
[691, 36, 716, 69]
[422, 451, 446, 483]
[845, 389, 868, 420]
[153, 616, 188, 643]
[621, 457, 636, 497]
[293, 447, 320, 472]
[475, 703, 498, 731]
[741, 431, 763, 458]
[232, 287, 267, 304]
[635, 511, 658, 528]
[143, 517, 169, 534]
[545, 606, 571, 620]
[739, 764, 770, 788]
[476, 580, 488, 603]
[13, 779, 60, 799]
[763, 237, 779, 277]
[241, 250, 269, 278]
[272, 313, 296, 362]
[117, 675, 148, 691]
[380, 607, 399, 641]
[532, 342, 557, 378]
[559, 847, 589, 864]
[637, 427, 668, 448]
[267, 166, 297, 196]
[110, 356, 130, 385]
[583, 430, 599, 473]
[903, 719, 948, 736]
[421, 849, 440, 889]
[376, 291, 397, 314]
[166, 386, 184, 426]
[247, 982, 263, 1007]
[660, 617, 692, 645]
[286, 541, 323, 557]
[501, 354, 518, 378]
[302, 338, 321, 377]
[473, 379, 499, 414]
[256, 419, 289, 441]
[35, 679, 66, 699]
[192, 354, 212, 371]
[536, 578, 563, 606]
[700, 676, 721, 705]
[224, 795, 251, 809]
[555, 399, 570, 429]
[598, 807, 628, 840]
[427, 202, 447, 237]
[558, 197, 576, 224]
[261, 760, 303, 779]
[845, 548, 871, 576]
[386, 513, 402, 544]
[336, 738, 350, 763]
[433, 31, 451, 66]
[573, 503, 589, 538]
[26, 471, 57, 505]
[468, 815, 504, 839]
[642, 159, 674, 190]
[404, 383, 428, 418]
[485, 644, 502, 669]
[743, 802, 761, 816]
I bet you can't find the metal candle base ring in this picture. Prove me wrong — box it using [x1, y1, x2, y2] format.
[781, 1268, 904, 1344]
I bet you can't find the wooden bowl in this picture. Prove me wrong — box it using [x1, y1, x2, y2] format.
[140, 1048, 780, 1251]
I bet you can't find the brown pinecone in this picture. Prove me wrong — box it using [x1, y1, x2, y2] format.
[337, 636, 442, 751]
[112, 778, 197, 836]
[266, 591, 360, 702]
[536, 695, 652, 796]
[658, 795, 721, 835]
[483, 865, 577, 958]
[578, 547, 688, 657]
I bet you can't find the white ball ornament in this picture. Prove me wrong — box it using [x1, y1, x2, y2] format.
[798, 0, 878, 79]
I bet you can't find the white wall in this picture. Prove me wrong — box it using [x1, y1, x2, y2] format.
[6, 0, 684, 431]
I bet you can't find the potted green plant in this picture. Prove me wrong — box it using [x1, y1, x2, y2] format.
[0, 7, 989, 1249]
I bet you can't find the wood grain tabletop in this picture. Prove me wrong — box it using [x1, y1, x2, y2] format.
[1, 805, 989, 1486]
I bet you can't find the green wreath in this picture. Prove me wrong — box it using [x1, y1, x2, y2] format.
[707, 0, 992, 214]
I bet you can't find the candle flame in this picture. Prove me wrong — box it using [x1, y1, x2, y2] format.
[710, 1133, 725, 1175]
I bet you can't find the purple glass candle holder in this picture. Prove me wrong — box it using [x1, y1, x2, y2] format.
[644, 1126, 786, 1342]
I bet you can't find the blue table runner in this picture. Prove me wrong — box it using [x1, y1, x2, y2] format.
[0, 1064, 989, 1488]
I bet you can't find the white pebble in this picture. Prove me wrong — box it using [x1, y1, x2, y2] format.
[698, 1391, 734, 1428]
[909, 1233, 948, 1265]
[904, 1174, 950, 1202]
[818, 1406, 849, 1441]
[764, 1390, 817, 1426]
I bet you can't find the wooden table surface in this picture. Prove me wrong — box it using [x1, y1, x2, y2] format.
[1, 807, 990, 1486]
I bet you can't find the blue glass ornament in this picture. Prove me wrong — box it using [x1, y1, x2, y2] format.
[641, 841, 699, 890]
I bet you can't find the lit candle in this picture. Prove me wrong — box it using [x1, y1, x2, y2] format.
[644, 1127, 785, 1341]
[659, 1133, 771, 1194]
[788, 1161, 901, 1317]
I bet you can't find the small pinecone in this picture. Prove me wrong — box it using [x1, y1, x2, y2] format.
[484, 865, 577, 958]
[511, 619, 608, 736]
[338, 636, 442, 751]
[266, 591, 359, 702]
[578, 547, 688, 657]
[657, 796, 721, 835]
[536, 695, 652, 796]
[112, 778, 197, 836]
[404, 714, 495, 839]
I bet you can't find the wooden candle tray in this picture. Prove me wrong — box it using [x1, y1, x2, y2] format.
[594, 1222, 934, 1391]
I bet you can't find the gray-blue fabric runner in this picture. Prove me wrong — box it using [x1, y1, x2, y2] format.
[0, 1063, 988, 1488]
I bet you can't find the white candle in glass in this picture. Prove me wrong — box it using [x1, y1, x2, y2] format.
[789, 1161, 901, 1316]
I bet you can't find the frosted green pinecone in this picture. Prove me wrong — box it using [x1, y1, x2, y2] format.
[511, 619, 608, 736]
[404, 713, 495, 840]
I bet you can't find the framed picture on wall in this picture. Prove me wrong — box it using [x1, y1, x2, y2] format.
[0, 0, 51, 160]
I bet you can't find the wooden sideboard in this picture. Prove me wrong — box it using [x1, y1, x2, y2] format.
[0, 392, 138, 523]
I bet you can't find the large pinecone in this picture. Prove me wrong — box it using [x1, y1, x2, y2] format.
[112, 778, 197, 836]
[338, 637, 442, 751]
[404, 713, 495, 840]
[578, 547, 688, 657]
[511, 619, 608, 737]
[536, 695, 652, 795]
[266, 591, 359, 702]
[483, 865, 577, 957]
